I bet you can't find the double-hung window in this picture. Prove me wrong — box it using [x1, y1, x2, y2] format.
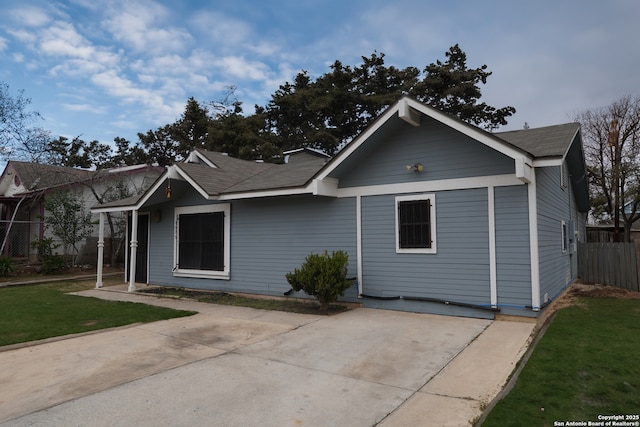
[174, 204, 230, 279]
[395, 194, 436, 254]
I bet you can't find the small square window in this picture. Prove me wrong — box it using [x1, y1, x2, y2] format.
[396, 194, 436, 254]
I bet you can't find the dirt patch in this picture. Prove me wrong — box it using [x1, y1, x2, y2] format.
[137, 286, 354, 315]
[568, 282, 640, 299]
[536, 282, 640, 329]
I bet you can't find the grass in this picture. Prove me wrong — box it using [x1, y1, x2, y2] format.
[0, 280, 196, 347]
[482, 296, 640, 426]
[137, 286, 352, 315]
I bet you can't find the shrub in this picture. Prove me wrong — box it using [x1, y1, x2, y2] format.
[285, 250, 355, 311]
[31, 238, 67, 274]
[0, 256, 14, 276]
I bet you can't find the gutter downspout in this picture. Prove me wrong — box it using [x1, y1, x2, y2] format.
[528, 172, 541, 311]
[356, 195, 363, 296]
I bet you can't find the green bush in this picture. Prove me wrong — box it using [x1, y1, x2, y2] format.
[285, 250, 354, 311]
[0, 256, 14, 276]
[31, 238, 67, 274]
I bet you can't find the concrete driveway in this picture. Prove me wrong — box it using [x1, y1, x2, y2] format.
[0, 287, 534, 426]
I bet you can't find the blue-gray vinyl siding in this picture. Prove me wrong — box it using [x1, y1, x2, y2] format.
[146, 189, 358, 299]
[360, 188, 492, 307]
[334, 116, 515, 187]
[494, 185, 532, 311]
[536, 164, 582, 304]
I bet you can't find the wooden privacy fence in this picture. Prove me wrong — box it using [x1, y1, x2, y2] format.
[577, 242, 640, 291]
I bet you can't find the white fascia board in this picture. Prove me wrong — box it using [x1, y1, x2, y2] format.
[337, 174, 522, 198]
[532, 157, 563, 167]
[217, 187, 311, 200]
[92, 204, 138, 214]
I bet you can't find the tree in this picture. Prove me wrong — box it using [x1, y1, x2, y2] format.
[264, 46, 515, 155]
[45, 136, 115, 169]
[576, 95, 640, 242]
[415, 44, 516, 131]
[170, 97, 211, 156]
[109, 137, 149, 167]
[44, 190, 93, 267]
[0, 82, 50, 162]
[137, 125, 181, 167]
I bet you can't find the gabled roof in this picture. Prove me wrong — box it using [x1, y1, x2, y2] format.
[1, 161, 95, 196]
[93, 96, 589, 212]
[0, 161, 164, 203]
[176, 148, 328, 197]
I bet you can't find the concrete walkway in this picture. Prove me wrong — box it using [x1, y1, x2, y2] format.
[0, 285, 535, 426]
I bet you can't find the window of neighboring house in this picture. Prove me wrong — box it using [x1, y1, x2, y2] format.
[174, 204, 230, 279]
[561, 220, 568, 253]
[395, 194, 436, 254]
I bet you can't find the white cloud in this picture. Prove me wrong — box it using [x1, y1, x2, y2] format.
[39, 21, 95, 59]
[0, 36, 6, 52]
[9, 6, 52, 27]
[102, 0, 191, 55]
[62, 103, 107, 114]
[189, 11, 253, 49]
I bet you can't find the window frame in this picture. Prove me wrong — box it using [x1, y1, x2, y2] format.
[561, 220, 568, 254]
[174, 204, 231, 280]
[395, 194, 437, 254]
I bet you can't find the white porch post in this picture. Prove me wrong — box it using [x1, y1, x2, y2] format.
[95, 212, 105, 289]
[128, 210, 138, 292]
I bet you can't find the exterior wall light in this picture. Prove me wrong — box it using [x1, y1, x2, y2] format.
[406, 162, 424, 173]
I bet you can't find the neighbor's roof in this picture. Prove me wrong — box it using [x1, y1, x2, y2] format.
[495, 122, 581, 159]
[7, 161, 95, 192]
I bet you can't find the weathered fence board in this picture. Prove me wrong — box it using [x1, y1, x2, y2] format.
[577, 242, 639, 291]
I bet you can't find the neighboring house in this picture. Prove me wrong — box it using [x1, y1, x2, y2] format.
[0, 161, 163, 263]
[93, 96, 589, 319]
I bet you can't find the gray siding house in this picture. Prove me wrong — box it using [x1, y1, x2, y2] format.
[93, 96, 589, 319]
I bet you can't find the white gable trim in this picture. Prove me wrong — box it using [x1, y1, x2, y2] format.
[173, 166, 213, 200]
[316, 97, 532, 181]
[189, 150, 218, 167]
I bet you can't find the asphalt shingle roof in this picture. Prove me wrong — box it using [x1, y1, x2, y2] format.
[9, 161, 95, 192]
[178, 149, 327, 196]
[495, 122, 580, 158]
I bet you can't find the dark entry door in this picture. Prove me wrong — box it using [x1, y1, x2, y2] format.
[127, 213, 149, 283]
[135, 214, 149, 283]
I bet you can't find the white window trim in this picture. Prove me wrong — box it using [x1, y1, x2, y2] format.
[174, 204, 231, 280]
[395, 194, 437, 254]
[561, 220, 568, 254]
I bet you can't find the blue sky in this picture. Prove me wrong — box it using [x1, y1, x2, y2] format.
[1, 0, 638, 150]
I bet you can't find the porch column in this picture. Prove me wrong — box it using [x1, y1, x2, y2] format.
[128, 210, 138, 292]
[96, 212, 105, 289]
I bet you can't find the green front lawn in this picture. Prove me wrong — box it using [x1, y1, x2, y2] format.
[482, 294, 640, 426]
[0, 281, 196, 347]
